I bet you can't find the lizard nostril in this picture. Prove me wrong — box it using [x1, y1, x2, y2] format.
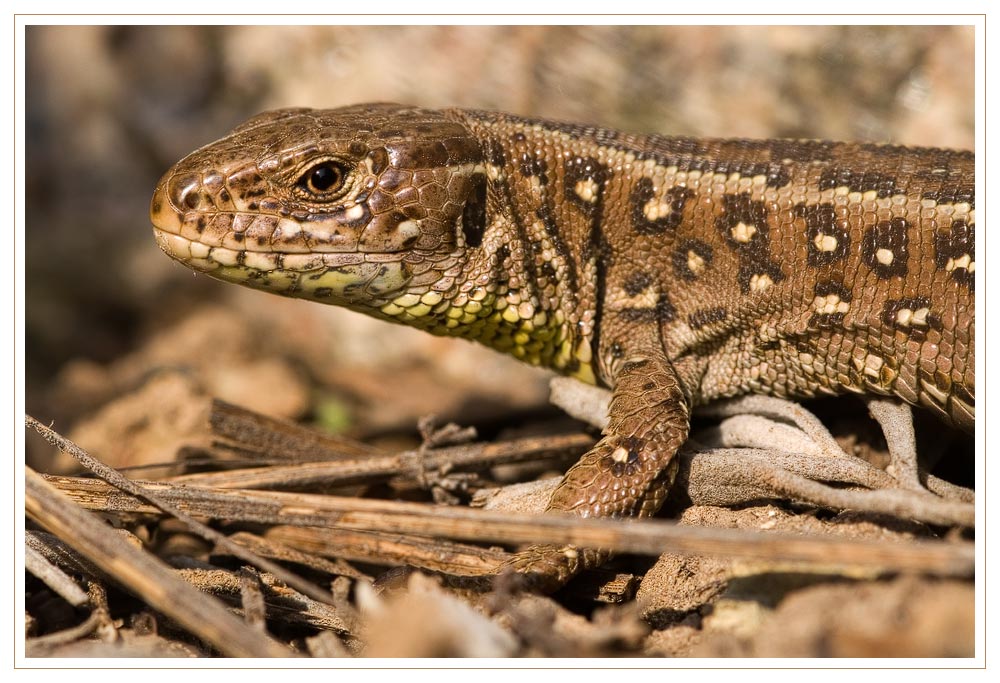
[168, 173, 203, 211]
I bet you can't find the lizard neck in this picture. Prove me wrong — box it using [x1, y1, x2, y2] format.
[376, 110, 602, 384]
[377, 191, 595, 384]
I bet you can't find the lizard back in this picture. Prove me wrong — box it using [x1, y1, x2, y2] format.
[150, 103, 975, 430]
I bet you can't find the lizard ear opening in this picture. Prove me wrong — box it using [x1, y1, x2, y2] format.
[460, 172, 487, 248]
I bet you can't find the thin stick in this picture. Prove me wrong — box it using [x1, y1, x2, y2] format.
[168, 431, 593, 490]
[209, 399, 380, 460]
[25, 415, 335, 606]
[24, 544, 89, 607]
[25, 467, 294, 658]
[26, 610, 105, 652]
[45, 474, 974, 578]
[264, 525, 508, 575]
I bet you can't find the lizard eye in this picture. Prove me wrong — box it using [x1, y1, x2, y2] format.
[297, 161, 347, 197]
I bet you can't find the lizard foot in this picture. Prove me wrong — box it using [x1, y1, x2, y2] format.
[499, 544, 608, 593]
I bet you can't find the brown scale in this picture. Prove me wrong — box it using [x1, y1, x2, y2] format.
[150, 104, 975, 591]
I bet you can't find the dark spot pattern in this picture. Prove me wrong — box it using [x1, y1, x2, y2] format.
[934, 219, 975, 291]
[862, 217, 910, 279]
[623, 271, 654, 297]
[533, 194, 575, 293]
[494, 245, 511, 284]
[716, 192, 769, 249]
[619, 293, 675, 323]
[797, 202, 850, 265]
[716, 192, 785, 294]
[688, 307, 728, 330]
[460, 173, 487, 247]
[609, 342, 625, 359]
[737, 162, 792, 189]
[630, 178, 693, 235]
[483, 137, 507, 168]
[671, 239, 714, 281]
[590, 233, 610, 370]
[737, 258, 786, 295]
[563, 156, 609, 214]
[809, 281, 852, 329]
[481, 156, 544, 309]
[882, 297, 942, 341]
[922, 187, 975, 208]
[603, 436, 644, 478]
[519, 152, 547, 181]
[818, 168, 902, 198]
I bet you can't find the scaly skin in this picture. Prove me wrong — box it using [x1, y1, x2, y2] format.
[151, 103, 975, 590]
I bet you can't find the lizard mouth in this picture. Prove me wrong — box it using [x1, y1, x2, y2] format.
[152, 228, 414, 302]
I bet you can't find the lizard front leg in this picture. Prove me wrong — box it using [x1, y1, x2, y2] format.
[503, 351, 692, 592]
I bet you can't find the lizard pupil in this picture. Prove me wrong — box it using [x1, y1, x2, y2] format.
[306, 163, 342, 193]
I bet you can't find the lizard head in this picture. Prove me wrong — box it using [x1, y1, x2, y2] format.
[151, 103, 487, 316]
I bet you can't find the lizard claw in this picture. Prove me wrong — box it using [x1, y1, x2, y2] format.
[498, 544, 591, 593]
[499, 544, 581, 593]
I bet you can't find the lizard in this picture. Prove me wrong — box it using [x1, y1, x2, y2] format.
[150, 103, 975, 591]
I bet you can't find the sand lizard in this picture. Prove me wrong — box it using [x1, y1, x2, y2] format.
[151, 104, 975, 590]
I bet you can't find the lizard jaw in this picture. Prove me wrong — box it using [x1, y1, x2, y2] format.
[152, 228, 414, 304]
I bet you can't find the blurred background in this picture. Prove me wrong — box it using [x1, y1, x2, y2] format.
[23, 24, 975, 472]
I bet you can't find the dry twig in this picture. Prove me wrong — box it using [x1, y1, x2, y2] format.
[24, 467, 294, 658]
[43, 474, 973, 577]
[168, 430, 591, 490]
[24, 544, 88, 608]
[26, 414, 335, 606]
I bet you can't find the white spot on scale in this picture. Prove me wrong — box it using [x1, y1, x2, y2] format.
[749, 273, 774, 293]
[574, 178, 600, 203]
[946, 253, 972, 272]
[813, 232, 838, 252]
[875, 248, 894, 266]
[616, 286, 659, 310]
[275, 218, 302, 238]
[397, 219, 421, 242]
[344, 204, 365, 221]
[863, 354, 884, 380]
[812, 294, 850, 315]
[610, 447, 630, 463]
[731, 222, 757, 243]
[643, 197, 675, 222]
[687, 250, 705, 275]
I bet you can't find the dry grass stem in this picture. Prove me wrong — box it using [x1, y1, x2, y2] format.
[43, 473, 973, 577]
[25, 466, 294, 658]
